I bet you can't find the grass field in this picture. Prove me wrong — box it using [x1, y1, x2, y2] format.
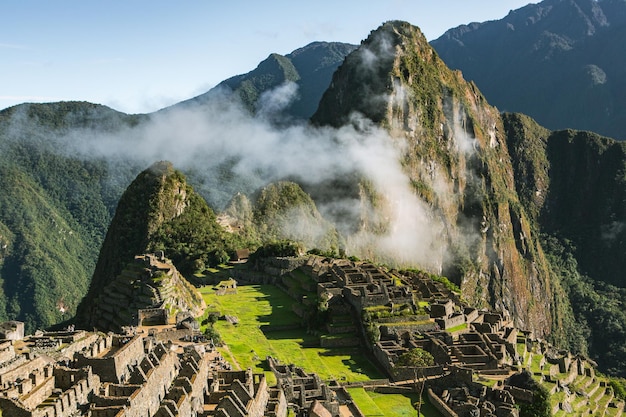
[200, 284, 383, 383]
[347, 387, 440, 417]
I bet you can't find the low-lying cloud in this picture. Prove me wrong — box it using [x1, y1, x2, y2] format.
[4, 81, 449, 270]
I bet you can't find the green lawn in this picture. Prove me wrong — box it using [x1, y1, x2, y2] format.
[200, 284, 383, 383]
[446, 323, 468, 333]
[347, 387, 441, 417]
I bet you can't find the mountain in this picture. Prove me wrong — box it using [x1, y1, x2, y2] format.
[0, 102, 142, 332]
[313, 21, 569, 342]
[2, 17, 626, 377]
[504, 113, 626, 288]
[504, 113, 626, 374]
[252, 181, 342, 253]
[314, 20, 626, 375]
[177, 41, 357, 120]
[431, 0, 626, 140]
[74, 161, 244, 329]
[78, 252, 206, 332]
[0, 43, 358, 334]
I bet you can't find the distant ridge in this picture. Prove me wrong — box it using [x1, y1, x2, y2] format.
[174, 41, 357, 120]
[431, 0, 626, 139]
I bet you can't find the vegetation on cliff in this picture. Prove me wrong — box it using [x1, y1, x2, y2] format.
[504, 112, 626, 375]
[313, 20, 561, 342]
[252, 181, 341, 254]
[75, 161, 242, 328]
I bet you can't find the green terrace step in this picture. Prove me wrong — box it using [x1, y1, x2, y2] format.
[585, 380, 602, 398]
[346, 388, 385, 417]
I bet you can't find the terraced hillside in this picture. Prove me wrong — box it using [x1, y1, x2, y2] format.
[197, 254, 624, 416]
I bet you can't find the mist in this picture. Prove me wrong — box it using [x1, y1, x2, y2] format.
[3, 81, 450, 271]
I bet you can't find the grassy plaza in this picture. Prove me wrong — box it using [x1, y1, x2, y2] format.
[199, 284, 384, 384]
[347, 387, 440, 417]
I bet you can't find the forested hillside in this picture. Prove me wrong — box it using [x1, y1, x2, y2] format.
[0, 102, 141, 331]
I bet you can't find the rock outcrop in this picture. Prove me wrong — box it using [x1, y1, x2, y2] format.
[313, 21, 564, 339]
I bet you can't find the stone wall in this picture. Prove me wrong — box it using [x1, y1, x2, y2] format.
[435, 313, 465, 330]
[152, 328, 194, 343]
[504, 385, 534, 403]
[0, 355, 52, 388]
[56, 332, 100, 361]
[427, 388, 459, 417]
[166, 350, 210, 416]
[19, 374, 55, 410]
[319, 335, 359, 348]
[76, 334, 144, 383]
[393, 365, 446, 382]
[266, 388, 287, 417]
[93, 344, 179, 417]
[36, 367, 100, 417]
[0, 320, 25, 340]
[248, 374, 269, 417]
[0, 340, 15, 363]
[138, 308, 168, 326]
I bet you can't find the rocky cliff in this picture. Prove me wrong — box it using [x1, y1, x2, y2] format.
[313, 21, 569, 341]
[504, 113, 626, 288]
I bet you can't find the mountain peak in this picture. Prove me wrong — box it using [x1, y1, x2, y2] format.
[431, 0, 626, 139]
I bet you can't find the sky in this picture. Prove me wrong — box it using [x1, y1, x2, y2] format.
[1, 1, 535, 114]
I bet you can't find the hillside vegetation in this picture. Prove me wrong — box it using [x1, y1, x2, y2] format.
[432, 0, 626, 139]
[0, 103, 140, 332]
[0, 14, 625, 382]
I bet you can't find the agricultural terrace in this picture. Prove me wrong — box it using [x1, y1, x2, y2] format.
[199, 284, 383, 385]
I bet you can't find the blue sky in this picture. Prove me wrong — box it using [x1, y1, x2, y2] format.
[1, 1, 535, 114]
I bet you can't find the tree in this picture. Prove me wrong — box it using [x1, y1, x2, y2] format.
[395, 348, 435, 416]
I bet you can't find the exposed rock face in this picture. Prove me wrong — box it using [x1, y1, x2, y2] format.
[314, 21, 562, 338]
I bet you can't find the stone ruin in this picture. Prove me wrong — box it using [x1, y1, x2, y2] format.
[0, 320, 25, 341]
[1, 254, 623, 416]
[268, 356, 338, 417]
[0, 327, 286, 417]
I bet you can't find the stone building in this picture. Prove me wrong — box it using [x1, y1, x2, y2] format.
[268, 357, 338, 417]
[0, 320, 25, 340]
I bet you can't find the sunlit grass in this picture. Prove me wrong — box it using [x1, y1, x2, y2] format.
[200, 284, 382, 383]
[347, 387, 440, 417]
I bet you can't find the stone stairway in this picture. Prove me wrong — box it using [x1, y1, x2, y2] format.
[146, 284, 163, 306]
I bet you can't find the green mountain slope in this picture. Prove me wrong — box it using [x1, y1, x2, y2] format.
[74, 161, 242, 329]
[252, 181, 341, 253]
[431, 0, 626, 139]
[0, 102, 141, 332]
[504, 113, 626, 288]
[504, 113, 626, 375]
